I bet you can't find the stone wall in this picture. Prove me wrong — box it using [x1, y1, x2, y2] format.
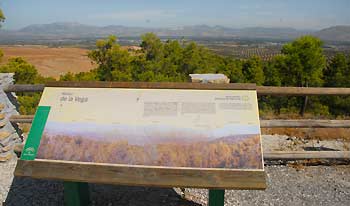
[0, 73, 21, 161]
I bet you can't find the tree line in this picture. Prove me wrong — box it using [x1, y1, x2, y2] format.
[60, 34, 350, 118]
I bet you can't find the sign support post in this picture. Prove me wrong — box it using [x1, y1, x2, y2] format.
[208, 189, 225, 206]
[64, 182, 90, 206]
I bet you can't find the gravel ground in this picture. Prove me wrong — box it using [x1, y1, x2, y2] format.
[261, 135, 350, 152]
[1, 158, 350, 206]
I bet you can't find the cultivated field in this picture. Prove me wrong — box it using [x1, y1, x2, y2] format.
[0, 46, 94, 78]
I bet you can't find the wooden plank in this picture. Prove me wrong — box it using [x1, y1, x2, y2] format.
[4, 84, 45, 92]
[10, 116, 350, 128]
[9, 119, 33, 123]
[264, 151, 350, 160]
[10, 115, 34, 119]
[10, 115, 34, 123]
[45, 81, 257, 90]
[4, 84, 350, 96]
[260, 119, 350, 128]
[15, 159, 266, 190]
[257, 86, 350, 96]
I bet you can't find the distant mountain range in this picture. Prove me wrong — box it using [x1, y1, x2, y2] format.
[0, 22, 350, 42]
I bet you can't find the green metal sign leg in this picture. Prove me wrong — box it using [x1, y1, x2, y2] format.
[208, 189, 225, 206]
[21, 106, 50, 160]
[64, 182, 90, 206]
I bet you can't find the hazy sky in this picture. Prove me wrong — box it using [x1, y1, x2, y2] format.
[1, 0, 350, 30]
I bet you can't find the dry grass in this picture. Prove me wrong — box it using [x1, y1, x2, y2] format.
[262, 128, 350, 142]
[0, 45, 95, 78]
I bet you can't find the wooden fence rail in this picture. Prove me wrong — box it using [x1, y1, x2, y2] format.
[9, 115, 350, 128]
[256, 86, 350, 96]
[264, 151, 350, 160]
[260, 119, 350, 128]
[4, 84, 350, 96]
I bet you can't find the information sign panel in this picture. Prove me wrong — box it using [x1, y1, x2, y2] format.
[15, 83, 266, 189]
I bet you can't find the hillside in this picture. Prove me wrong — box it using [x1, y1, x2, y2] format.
[314, 26, 350, 42]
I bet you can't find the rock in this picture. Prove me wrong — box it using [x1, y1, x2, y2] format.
[0, 73, 22, 161]
[0, 121, 6, 128]
[0, 103, 5, 111]
[189, 74, 230, 84]
[0, 152, 12, 162]
[0, 113, 5, 120]
[0, 131, 10, 141]
[1, 141, 14, 152]
[14, 143, 24, 155]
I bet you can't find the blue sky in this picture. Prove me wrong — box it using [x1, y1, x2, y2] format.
[1, 0, 350, 30]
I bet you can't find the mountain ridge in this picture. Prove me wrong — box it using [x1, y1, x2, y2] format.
[314, 25, 350, 42]
[1, 22, 349, 42]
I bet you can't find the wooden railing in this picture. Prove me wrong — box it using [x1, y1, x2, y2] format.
[6, 83, 350, 128]
[5, 83, 350, 161]
[9, 115, 350, 128]
[5, 84, 350, 95]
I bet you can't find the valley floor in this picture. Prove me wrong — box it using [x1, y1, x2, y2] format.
[0, 46, 94, 78]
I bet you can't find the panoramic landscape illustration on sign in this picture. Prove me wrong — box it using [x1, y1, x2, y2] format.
[36, 87, 263, 170]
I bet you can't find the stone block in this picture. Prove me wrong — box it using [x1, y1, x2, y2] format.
[0, 151, 13, 162]
[0, 113, 5, 120]
[189, 73, 230, 84]
[0, 131, 10, 141]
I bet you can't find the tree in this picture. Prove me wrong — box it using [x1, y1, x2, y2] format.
[264, 55, 284, 86]
[140, 33, 164, 61]
[0, 57, 54, 114]
[88, 36, 132, 81]
[0, 9, 5, 61]
[181, 42, 220, 74]
[0, 49, 3, 63]
[278, 36, 327, 115]
[0, 57, 38, 84]
[60, 72, 75, 81]
[0, 9, 5, 27]
[218, 58, 244, 83]
[322, 53, 350, 116]
[242, 56, 265, 85]
[324, 53, 349, 87]
[281, 36, 326, 87]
